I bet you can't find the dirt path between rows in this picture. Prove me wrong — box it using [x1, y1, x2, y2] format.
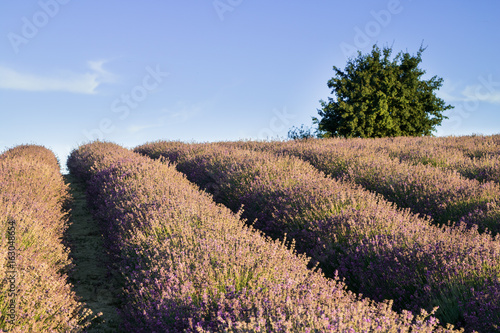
[63, 175, 123, 332]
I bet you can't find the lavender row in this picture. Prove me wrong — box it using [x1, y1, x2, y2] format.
[385, 138, 499, 184]
[315, 134, 500, 159]
[67, 141, 453, 332]
[323, 136, 500, 184]
[136, 140, 500, 332]
[226, 139, 500, 235]
[0, 144, 62, 172]
[0, 145, 93, 332]
[409, 134, 500, 159]
[332, 135, 500, 183]
[234, 136, 500, 183]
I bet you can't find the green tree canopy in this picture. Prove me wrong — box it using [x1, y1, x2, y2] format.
[314, 44, 453, 138]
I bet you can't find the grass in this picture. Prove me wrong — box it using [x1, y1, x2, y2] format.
[62, 174, 124, 332]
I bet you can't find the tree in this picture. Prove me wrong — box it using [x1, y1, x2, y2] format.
[287, 124, 324, 140]
[314, 44, 453, 138]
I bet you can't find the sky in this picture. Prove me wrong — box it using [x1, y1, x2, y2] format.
[1, 0, 499, 172]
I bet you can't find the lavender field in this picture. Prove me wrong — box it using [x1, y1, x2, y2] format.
[1, 135, 500, 332]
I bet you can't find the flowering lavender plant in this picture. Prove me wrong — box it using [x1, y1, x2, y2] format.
[0, 145, 93, 332]
[136, 140, 500, 332]
[69, 141, 456, 332]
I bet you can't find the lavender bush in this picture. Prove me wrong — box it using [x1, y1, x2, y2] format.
[69, 141, 455, 332]
[135, 140, 500, 332]
[0, 144, 62, 172]
[224, 138, 500, 235]
[357, 136, 500, 184]
[0, 145, 93, 332]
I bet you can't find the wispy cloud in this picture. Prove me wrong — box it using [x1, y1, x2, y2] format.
[436, 79, 464, 102]
[438, 78, 500, 104]
[128, 122, 164, 134]
[87, 59, 118, 84]
[0, 60, 115, 94]
[461, 85, 500, 104]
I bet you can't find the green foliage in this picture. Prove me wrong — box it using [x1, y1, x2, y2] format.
[287, 124, 319, 140]
[315, 44, 454, 138]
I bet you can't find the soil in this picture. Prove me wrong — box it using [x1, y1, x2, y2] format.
[62, 175, 124, 332]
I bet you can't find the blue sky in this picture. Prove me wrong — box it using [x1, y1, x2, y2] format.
[1, 0, 499, 171]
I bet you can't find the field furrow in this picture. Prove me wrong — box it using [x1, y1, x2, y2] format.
[63, 174, 123, 332]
